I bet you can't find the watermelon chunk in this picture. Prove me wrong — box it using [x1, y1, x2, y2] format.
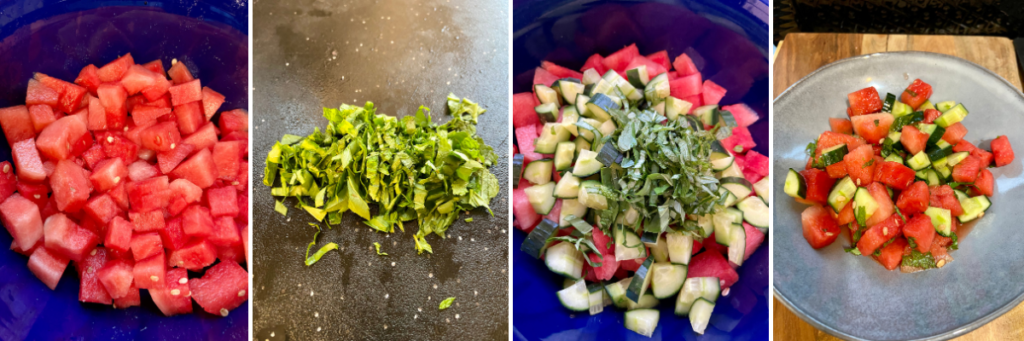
[541, 61, 584, 79]
[17, 181, 49, 209]
[857, 214, 904, 256]
[512, 186, 540, 233]
[940, 122, 967, 145]
[512, 93, 541, 129]
[602, 44, 639, 72]
[129, 210, 165, 232]
[105, 216, 134, 253]
[127, 175, 170, 212]
[721, 103, 759, 128]
[130, 231, 163, 260]
[140, 121, 182, 152]
[720, 126, 756, 154]
[149, 267, 193, 316]
[669, 73, 702, 99]
[74, 64, 102, 94]
[688, 250, 740, 289]
[701, 80, 727, 105]
[0, 162, 16, 203]
[240, 224, 250, 263]
[742, 222, 765, 261]
[850, 113, 894, 144]
[828, 117, 853, 135]
[113, 283, 141, 309]
[160, 216, 188, 250]
[89, 158, 127, 193]
[900, 125, 929, 155]
[624, 55, 668, 77]
[97, 258, 134, 299]
[98, 132, 139, 166]
[646, 51, 671, 70]
[743, 151, 769, 177]
[873, 161, 916, 190]
[28, 246, 69, 290]
[878, 237, 908, 271]
[974, 168, 994, 197]
[142, 59, 166, 76]
[532, 67, 559, 87]
[84, 194, 122, 224]
[175, 101, 205, 135]
[182, 204, 215, 238]
[864, 182, 895, 227]
[213, 141, 242, 181]
[134, 252, 165, 289]
[97, 84, 128, 130]
[587, 227, 618, 281]
[580, 54, 608, 75]
[97, 54, 134, 83]
[210, 216, 242, 247]
[219, 109, 248, 136]
[847, 87, 883, 116]
[50, 160, 92, 213]
[76, 247, 112, 304]
[121, 65, 160, 96]
[181, 122, 219, 152]
[28, 104, 58, 133]
[844, 144, 876, 187]
[207, 186, 239, 218]
[170, 148, 217, 188]
[190, 260, 249, 316]
[800, 205, 841, 249]
[132, 104, 172, 126]
[34, 73, 87, 114]
[900, 79, 933, 110]
[0, 105, 35, 145]
[992, 135, 1014, 167]
[952, 155, 981, 183]
[12, 138, 47, 182]
[167, 239, 217, 270]
[168, 79, 202, 106]
[27, 79, 60, 110]
[672, 53, 699, 76]
[896, 181, 930, 215]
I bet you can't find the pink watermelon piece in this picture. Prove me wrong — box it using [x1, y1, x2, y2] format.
[541, 61, 584, 79]
[190, 260, 249, 316]
[532, 67, 559, 87]
[744, 150, 769, 177]
[620, 258, 644, 272]
[515, 124, 545, 163]
[588, 228, 619, 281]
[669, 73, 703, 99]
[721, 103, 760, 128]
[218, 109, 248, 136]
[168, 61, 194, 84]
[721, 126, 756, 154]
[702, 80, 727, 105]
[113, 283, 141, 309]
[105, 216, 134, 253]
[76, 247, 113, 304]
[127, 175, 170, 212]
[128, 160, 160, 182]
[175, 101, 205, 135]
[512, 93, 541, 129]
[157, 142, 196, 174]
[130, 231, 163, 260]
[512, 185, 541, 233]
[28, 246, 69, 290]
[170, 148, 217, 188]
[580, 54, 608, 75]
[96, 258, 134, 299]
[210, 216, 242, 247]
[624, 55, 668, 77]
[149, 267, 193, 316]
[90, 157, 128, 193]
[12, 138, 47, 183]
[168, 79, 202, 106]
[682, 95, 703, 112]
[212, 141, 242, 181]
[134, 252, 166, 289]
[50, 159, 92, 213]
[544, 200, 562, 224]
[688, 250, 739, 289]
[26, 79, 60, 109]
[0, 161, 16, 203]
[602, 43, 639, 72]
[207, 186, 239, 217]
[201, 87, 225, 120]
[181, 122, 219, 152]
[83, 194, 122, 224]
[166, 239, 217, 270]
[182, 204, 215, 238]
[97, 54, 134, 83]
[743, 222, 765, 261]
[28, 104, 57, 133]
[672, 53, 699, 76]
[0, 105, 35, 146]
[646, 51, 671, 71]
[36, 112, 89, 161]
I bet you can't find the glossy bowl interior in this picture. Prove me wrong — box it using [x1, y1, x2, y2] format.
[512, 0, 769, 339]
[0, 1, 248, 339]
[773, 51, 1024, 341]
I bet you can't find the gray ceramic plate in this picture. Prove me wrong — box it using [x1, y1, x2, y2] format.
[773, 51, 1024, 341]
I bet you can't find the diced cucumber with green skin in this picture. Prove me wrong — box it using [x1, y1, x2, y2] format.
[892, 101, 912, 117]
[692, 104, 716, 119]
[523, 159, 553, 185]
[578, 180, 608, 210]
[907, 151, 932, 170]
[617, 204, 640, 226]
[726, 223, 746, 265]
[554, 142, 576, 171]
[684, 115, 704, 131]
[574, 138, 592, 157]
[926, 125, 946, 147]
[925, 206, 953, 236]
[598, 119, 617, 138]
[626, 65, 650, 88]
[535, 84, 560, 105]
[586, 93, 617, 122]
[561, 106, 580, 136]
[650, 262, 688, 299]
[753, 178, 769, 202]
[626, 294, 660, 310]
[534, 123, 569, 153]
[665, 230, 694, 265]
[584, 78, 612, 97]
[936, 100, 956, 112]
[615, 224, 644, 261]
[699, 106, 722, 127]
[935, 163, 951, 181]
[853, 187, 879, 226]
[581, 68, 602, 85]
[936, 103, 968, 128]
[888, 131, 902, 143]
[665, 96, 693, 121]
[588, 283, 607, 315]
[711, 156, 734, 172]
[721, 177, 753, 200]
[946, 151, 970, 167]
[545, 241, 584, 279]
[558, 80, 585, 105]
[652, 101, 666, 116]
[626, 257, 655, 303]
[882, 93, 897, 112]
[534, 102, 558, 123]
[559, 199, 587, 227]
[553, 172, 581, 199]
[624, 309, 660, 337]
[713, 210, 739, 246]
[817, 144, 848, 167]
[958, 195, 992, 223]
[722, 207, 744, 224]
[575, 94, 591, 117]
[674, 277, 720, 316]
[718, 187, 739, 207]
[890, 111, 924, 132]
[927, 139, 952, 161]
[784, 168, 807, 199]
[827, 176, 857, 213]
[689, 298, 716, 335]
[524, 182, 556, 215]
[572, 149, 603, 177]
[512, 154, 524, 188]
[919, 100, 936, 110]
[605, 277, 632, 308]
[643, 234, 669, 263]
[577, 117, 601, 141]
[925, 169, 941, 187]
[884, 154, 904, 165]
[954, 189, 969, 201]
[693, 214, 714, 239]
[557, 279, 590, 312]
[737, 196, 769, 229]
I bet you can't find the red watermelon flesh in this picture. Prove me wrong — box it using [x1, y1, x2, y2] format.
[28, 104, 58, 133]
[207, 186, 239, 218]
[512, 93, 541, 129]
[35, 109, 86, 160]
[168, 79, 202, 106]
[28, 246, 69, 290]
[50, 159, 92, 213]
[672, 53, 699, 76]
[128, 160, 160, 182]
[512, 186, 540, 232]
[646, 50, 671, 71]
[850, 113, 894, 144]
[97, 54, 134, 83]
[532, 67, 559, 87]
[742, 222, 765, 261]
[97, 258, 134, 299]
[218, 109, 248, 136]
[541, 61, 584, 79]
[167, 239, 217, 270]
[74, 64, 102, 94]
[175, 101, 204, 135]
[105, 216, 134, 253]
[100, 133, 139, 166]
[89, 158, 127, 192]
[588, 227, 619, 281]
[96, 84, 128, 130]
[701, 80, 727, 105]
[688, 250, 740, 289]
[168, 60, 194, 84]
[190, 260, 249, 316]
[12, 138, 47, 182]
[210, 216, 242, 247]
[602, 44, 639, 72]
[26, 79, 60, 109]
[743, 151, 769, 177]
[515, 124, 545, 163]
[212, 141, 242, 181]
[170, 148, 217, 188]
[160, 216, 188, 251]
[113, 283, 141, 309]
[181, 122, 219, 151]
[0, 105, 35, 146]
[149, 267, 192, 316]
[130, 231, 163, 260]
[580, 54, 607, 75]
[83, 194, 121, 224]
[76, 247, 112, 304]
[34, 73, 87, 114]
[721, 103, 759, 127]
[131, 104, 172, 126]
[142, 59, 165, 76]
[129, 210, 165, 232]
[0, 162, 16, 203]
[669, 73, 702, 98]
[182, 204, 215, 238]
[624, 55, 668, 77]
[17, 181, 49, 209]
[121, 65, 159, 96]
[721, 126, 756, 154]
[200, 87, 225, 120]
[140, 121, 182, 152]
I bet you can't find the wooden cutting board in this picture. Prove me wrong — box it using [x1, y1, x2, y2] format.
[773, 32, 1024, 341]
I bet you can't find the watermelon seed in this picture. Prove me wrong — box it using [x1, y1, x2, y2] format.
[220, 308, 229, 317]
[33, 195, 39, 199]
[66, 142, 70, 151]
[238, 290, 246, 297]
[114, 176, 121, 184]
[150, 275, 159, 282]
[179, 277, 188, 284]
[2, 164, 8, 173]
[170, 143, 176, 149]
[171, 289, 180, 296]
[107, 136, 113, 143]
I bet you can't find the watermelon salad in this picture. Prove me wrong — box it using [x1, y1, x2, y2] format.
[785, 79, 1015, 272]
[512, 44, 767, 337]
[0, 54, 250, 316]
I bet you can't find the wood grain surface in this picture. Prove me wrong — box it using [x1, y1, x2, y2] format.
[773, 33, 1024, 341]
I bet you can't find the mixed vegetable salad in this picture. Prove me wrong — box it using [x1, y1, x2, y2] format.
[785, 79, 1015, 272]
[0, 54, 250, 316]
[513, 44, 767, 337]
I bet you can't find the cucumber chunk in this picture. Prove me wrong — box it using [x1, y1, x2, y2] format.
[523, 159, 553, 185]
[689, 298, 716, 335]
[572, 149, 603, 177]
[553, 142, 576, 171]
[557, 279, 590, 312]
[784, 168, 807, 200]
[524, 182, 556, 215]
[624, 309, 660, 337]
[553, 172, 581, 199]
[665, 230, 694, 265]
[545, 241, 584, 279]
[737, 196, 768, 229]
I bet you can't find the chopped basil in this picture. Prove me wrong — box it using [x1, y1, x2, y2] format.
[901, 249, 937, 269]
[374, 242, 388, 256]
[439, 297, 456, 310]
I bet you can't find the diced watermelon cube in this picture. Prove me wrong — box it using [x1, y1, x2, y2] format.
[800, 205, 840, 249]
[105, 216, 134, 253]
[97, 54, 134, 83]
[89, 158, 127, 193]
[0, 161, 16, 203]
[624, 55, 667, 77]
[86, 93, 110, 131]
[512, 186, 540, 233]
[580, 54, 607, 75]
[923, 108, 941, 124]
[139, 121, 182, 152]
[974, 168, 994, 197]
[133, 252, 165, 289]
[97, 84, 128, 130]
[28, 246, 69, 290]
[131, 104, 172, 126]
[127, 175, 170, 212]
[669, 73, 702, 99]
[142, 59, 166, 76]
[149, 267, 193, 316]
[0, 105, 35, 145]
[646, 51, 671, 70]
[720, 126, 756, 154]
[170, 148, 218, 188]
[847, 87, 883, 116]
[170, 178, 204, 204]
[512, 93, 541, 129]
[199, 87, 226, 120]
[174, 101, 205, 135]
[864, 182, 895, 226]
[11, 238, 39, 256]
[743, 151, 769, 177]
[97, 258, 134, 299]
[602, 43, 639, 72]
[167, 60, 194, 85]
[218, 109, 248, 136]
[900, 79, 933, 110]
[992, 135, 1014, 167]
[873, 161, 916, 190]
[12, 138, 47, 183]
[240, 224, 250, 263]
[168, 79, 202, 106]
[900, 125, 929, 156]
[50, 159, 92, 212]
[190, 260, 248, 316]
[940, 122, 967, 145]
[181, 122, 219, 152]
[127, 160, 160, 182]
[532, 67, 559, 87]
[896, 181, 930, 215]
[108, 181, 130, 211]
[878, 237, 908, 271]
[672, 53, 699, 76]
[211, 141, 243, 182]
[28, 104, 57, 133]
[76, 247, 112, 304]
[721, 103, 759, 128]
[701, 80, 727, 105]
[160, 216, 188, 250]
[74, 64, 102, 94]
[210, 216, 242, 247]
[113, 283, 141, 309]
[182, 204, 215, 238]
[857, 214, 904, 256]
[16, 181, 49, 210]
[828, 117, 853, 135]
[130, 231, 163, 260]
[850, 113, 894, 144]
[688, 249, 740, 289]
[541, 61, 584, 79]
[844, 144, 876, 186]
[129, 210, 165, 232]
[742, 222, 765, 261]
[81, 144, 106, 170]
[952, 155, 981, 183]
[588, 227, 618, 281]
[34, 73, 87, 114]
[207, 186, 239, 218]
[167, 239, 217, 270]
[84, 194, 122, 224]
[121, 65, 159, 95]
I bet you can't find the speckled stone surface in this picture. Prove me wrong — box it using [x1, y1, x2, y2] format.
[251, 0, 509, 339]
[773, 51, 1024, 341]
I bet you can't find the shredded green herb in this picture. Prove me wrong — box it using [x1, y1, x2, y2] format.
[374, 242, 387, 256]
[265, 95, 499, 259]
[901, 249, 937, 269]
[305, 223, 339, 266]
[439, 297, 456, 310]
[464, 218, 473, 222]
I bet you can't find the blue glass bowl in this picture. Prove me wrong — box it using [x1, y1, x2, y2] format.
[512, 0, 768, 339]
[0, 1, 248, 340]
